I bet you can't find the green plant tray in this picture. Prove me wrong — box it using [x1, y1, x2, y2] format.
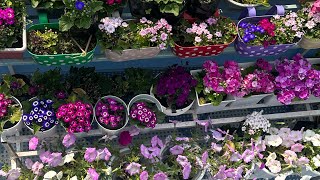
[27, 23, 96, 66]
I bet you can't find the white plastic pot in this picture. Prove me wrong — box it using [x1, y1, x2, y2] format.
[1, 96, 23, 137]
[301, 166, 320, 177]
[94, 96, 129, 135]
[226, 0, 260, 8]
[105, 47, 160, 62]
[249, 164, 277, 179]
[231, 93, 273, 107]
[298, 35, 320, 49]
[150, 86, 194, 116]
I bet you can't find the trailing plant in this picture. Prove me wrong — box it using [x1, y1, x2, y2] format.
[0, 0, 26, 49]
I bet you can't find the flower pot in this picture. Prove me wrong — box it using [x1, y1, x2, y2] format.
[230, 93, 273, 107]
[160, 146, 206, 180]
[249, 164, 277, 179]
[190, 69, 236, 114]
[105, 47, 160, 62]
[94, 96, 129, 135]
[0, 17, 27, 59]
[1, 96, 23, 137]
[27, 22, 96, 66]
[226, 0, 260, 9]
[186, 0, 220, 20]
[298, 35, 320, 49]
[150, 86, 194, 116]
[301, 166, 320, 177]
[235, 6, 299, 57]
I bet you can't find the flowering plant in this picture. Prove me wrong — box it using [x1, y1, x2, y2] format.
[0, 74, 30, 98]
[154, 66, 198, 110]
[98, 17, 172, 51]
[0, 0, 26, 50]
[59, 0, 103, 31]
[174, 16, 236, 47]
[195, 60, 243, 106]
[297, 1, 320, 39]
[130, 101, 157, 128]
[22, 99, 58, 132]
[143, 0, 184, 16]
[0, 93, 22, 132]
[95, 97, 126, 130]
[275, 54, 320, 105]
[239, 11, 304, 47]
[241, 59, 275, 96]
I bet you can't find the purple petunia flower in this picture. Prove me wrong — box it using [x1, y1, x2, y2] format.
[75, 1, 85, 10]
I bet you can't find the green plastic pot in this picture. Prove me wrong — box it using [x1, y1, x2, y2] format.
[27, 12, 96, 66]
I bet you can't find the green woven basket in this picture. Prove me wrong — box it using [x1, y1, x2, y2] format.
[27, 13, 96, 66]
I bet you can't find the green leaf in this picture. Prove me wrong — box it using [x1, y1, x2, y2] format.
[31, 0, 39, 8]
[0, 120, 7, 132]
[79, 16, 92, 29]
[91, 1, 104, 12]
[32, 124, 41, 134]
[9, 107, 22, 124]
[59, 16, 74, 32]
[161, 3, 180, 16]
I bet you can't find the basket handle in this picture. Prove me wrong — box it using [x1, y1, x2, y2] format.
[238, 7, 256, 20]
[38, 11, 49, 24]
[265, 5, 285, 16]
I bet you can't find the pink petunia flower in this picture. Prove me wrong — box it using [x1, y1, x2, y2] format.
[62, 133, 76, 148]
[48, 153, 63, 167]
[84, 148, 97, 163]
[87, 168, 99, 180]
[170, 145, 184, 155]
[125, 162, 141, 176]
[153, 172, 168, 180]
[29, 137, 39, 150]
[140, 171, 149, 180]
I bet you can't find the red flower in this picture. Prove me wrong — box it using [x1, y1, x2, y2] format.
[118, 131, 132, 146]
[106, 0, 115, 5]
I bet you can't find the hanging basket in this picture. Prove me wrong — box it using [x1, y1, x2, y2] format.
[0, 17, 27, 59]
[235, 6, 298, 57]
[105, 47, 160, 62]
[298, 35, 320, 49]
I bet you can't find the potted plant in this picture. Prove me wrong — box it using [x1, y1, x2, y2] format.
[226, 0, 269, 8]
[125, 68, 154, 98]
[128, 0, 185, 24]
[94, 96, 128, 135]
[22, 98, 58, 136]
[235, 6, 304, 57]
[0, 74, 31, 100]
[27, 21, 97, 66]
[230, 59, 275, 107]
[0, 0, 26, 59]
[297, 1, 320, 49]
[128, 94, 164, 130]
[274, 54, 320, 105]
[186, 0, 220, 20]
[56, 90, 94, 135]
[191, 61, 242, 114]
[98, 17, 172, 62]
[151, 66, 198, 116]
[172, 16, 236, 58]
[0, 93, 23, 136]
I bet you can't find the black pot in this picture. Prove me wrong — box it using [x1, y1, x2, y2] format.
[186, 0, 220, 19]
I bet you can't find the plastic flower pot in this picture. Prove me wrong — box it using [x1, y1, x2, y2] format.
[94, 96, 129, 135]
[1, 96, 23, 137]
[301, 166, 320, 177]
[105, 47, 161, 62]
[172, 20, 236, 58]
[128, 94, 163, 131]
[23, 97, 58, 137]
[298, 35, 320, 49]
[0, 17, 27, 59]
[235, 6, 298, 57]
[27, 13, 96, 66]
[249, 164, 277, 179]
[160, 146, 206, 180]
[226, 0, 260, 9]
[150, 85, 195, 116]
[230, 93, 273, 107]
[190, 69, 236, 114]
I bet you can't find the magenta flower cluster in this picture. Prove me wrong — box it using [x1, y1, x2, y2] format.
[242, 59, 275, 95]
[95, 97, 125, 129]
[130, 102, 156, 128]
[56, 101, 93, 133]
[203, 60, 243, 97]
[0, 7, 15, 25]
[275, 54, 320, 105]
[156, 66, 198, 108]
[0, 93, 12, 118]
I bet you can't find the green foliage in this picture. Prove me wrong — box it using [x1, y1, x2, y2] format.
[144, 0, 184, 16]
[0, 96, 22, 132]
[31, 0, 64, 9]
[125, 68, 154, 95]
[0, 74, 29, 98]
[65, 66, 113, 102]
[31, 68, 64, 99]
[174, 17, 237, 47]
[235, 0, 269, 6]
[0, 0, 26, 50]
[59, 0, 103, 31]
